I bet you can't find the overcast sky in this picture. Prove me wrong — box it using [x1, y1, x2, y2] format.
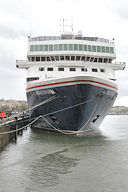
[0, 0, 128, 106]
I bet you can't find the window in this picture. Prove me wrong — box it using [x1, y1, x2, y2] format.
[47, 57, 51, 61]
[54, 44, 58, 51]
[36, 57, 40, 61]
[27, 77, 39, 82]
[39, 67, 45, 71]
[88, 45, 91, 52]
[86, 57, 90, 61]
[76, 56, 80, 61]
[92, 46, 96, 52]
[101, 46, 105, 53]
[100, 69, 105, 72]
[106, 47, 109, 53]
[65, 56, 70, 60]
[59, 44, 62, 51]
[70, 68, 76, 71]
[64, 44, 68, 50]
[97, 46, 101, 52]
[99, 58, 103, 63]
[69, 44, 73, 50]
[90, 57, 94, 62]
[44, 45, 48, 51]
[39, 45, 43, 51]
[51, 56, 55, 61]
[30, 45, 34, 51]
[92, 68, 98, 72]
[55, 56, 59, 61]
[94, 58, 98, 62]
[32, 57, 35, 61]
[47, 67, 53, 71]
[41, 57, 46, 61]
[71, 56, 75, 60]
[74, 44, 78, 51]
[110, 47, 114, 53]
[79, 44, 83, 51]
[109, 59, 112, 63]
[49, 45, 53, 51]
[60, 56, 64, 60]
[84, 45, 87, 51]
[81, 68, 87, 72]
[104, 58, 108, 63]
[35, 45, 38, 51]
[58, 68, 64, 71]
[81, 56, 85, 61]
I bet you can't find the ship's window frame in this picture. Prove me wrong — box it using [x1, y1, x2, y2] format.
[60, 56, 64, 60]
[64, 44, 68, 51]
[81, 68, 87, 72]
[92, 45, 96, 52]
[35, 45, 38, 51]
[74, 44, 78, 51]
[94, 58, 98, 62]
[101, 46, 105, 53]
[88, 45, 92, 52]
[51, 56, 55, 61]
[69, 44, 73, 50]
[55, 56, 59, 61]
[110, 47, 114, 54]
[47, 67, 53, 71]
[92, 68, 98, 72]
[39, 67, 45, 71]
[59, 44, 62, 51]
[49, 45, 53, 51]
[104, 58, 108, 63]
[44, 45, 48, 51]
[54, 44, 58, 51]
[70, 68, 76, 71]
[32, 57, 35, 61]
[79, 44, 83, 51]
[30, 45, 34, 52]
[97, 46, 101, 52]
[90, 57, 94, 62]
[99, 58, 103, 63]
[86, 57, 90, 61]
[84, 45, 87, 51]
[58, 67, 64, 71]
[47, 57, 51, 61]
[39, 45, 43, 51]
[106, 47, 109, 53]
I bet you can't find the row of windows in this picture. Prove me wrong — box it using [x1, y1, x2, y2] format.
[30, 44, 114, 54]
[39, 67, 105, 73]
[29, 56, 112, 63]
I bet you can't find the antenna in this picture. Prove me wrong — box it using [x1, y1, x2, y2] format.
[71, 16, 74, 33]
[28, 24, 31, 38]
[60, 18, 67, 33]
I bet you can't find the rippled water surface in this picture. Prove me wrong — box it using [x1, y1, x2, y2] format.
[0, 115, 128, 192]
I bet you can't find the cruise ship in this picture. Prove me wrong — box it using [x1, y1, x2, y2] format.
[16, 31, 126, 135]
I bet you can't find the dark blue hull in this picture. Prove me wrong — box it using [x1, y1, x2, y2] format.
[27, 84, 117, 133]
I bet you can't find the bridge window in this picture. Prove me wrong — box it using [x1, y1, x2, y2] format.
[49, 45, 53, 51]
[60, 56, 64, 60]
[65, 56, 70, 60]
[59, 44, 62, 51]
[39, 45, 43, 51]
[41, 57, 46, 61]
[35, 45, 38, 51]
[55, 56, 59, 61]
[79, 44, 83, 51]
[76, 56, 80, 61]
[106, 47, 109, 53]
[54, 44, 58, 51]
[30, 45, 34, 51]
[110, 47, 114, 53]
[104, 58, 108, 63]
[84, 45, 87, 51]
[94, 58, 98, 62]
[99, 58, 103, 63]
[44, 45, 48, 51]
[64, 44, 68, 50]
[92, 46, 96, 52]
[74, 44, 78, 51]
[71, 56, 75, 60]
[81, 56, 85, 61]
[101, 46, 105, 53]
[88, 45, 91, 52]
[97, 46, 101, 52]
[69, 44, 73, 50]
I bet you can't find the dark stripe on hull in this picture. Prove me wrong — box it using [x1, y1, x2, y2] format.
[27, 84, 117, 132]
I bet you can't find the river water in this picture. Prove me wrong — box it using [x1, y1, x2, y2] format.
[0, 115, 128, 192]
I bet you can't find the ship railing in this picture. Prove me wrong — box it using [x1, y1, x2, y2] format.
[16, 60, 28, 63]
